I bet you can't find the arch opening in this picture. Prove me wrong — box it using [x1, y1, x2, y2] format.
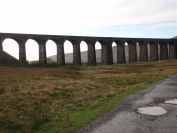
[64, 40, 73, 64]
[25, 39, 39, 63]
[147, 43, 150, 61]
[2, 38, 19, 60]
[46, 40, 57, 63]
[125, 42, 129, 63]
[80, 41, 88, 63]
[95, 41, 102, 64]
[136, 42, 140, 62]
[158, 43, 160, 60]
[112, 42, 117, 63]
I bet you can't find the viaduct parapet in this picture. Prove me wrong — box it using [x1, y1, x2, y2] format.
[0, 33, 176, 65]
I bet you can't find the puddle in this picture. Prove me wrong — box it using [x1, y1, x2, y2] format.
[137, 106, 167, 115]
[165, 99, 177, 104]
[166, 83, 177, 86]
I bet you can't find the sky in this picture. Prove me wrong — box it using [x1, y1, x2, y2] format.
[0, 0, 176, 61]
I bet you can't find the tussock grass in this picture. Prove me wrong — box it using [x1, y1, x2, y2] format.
[0, 60, 177, 133]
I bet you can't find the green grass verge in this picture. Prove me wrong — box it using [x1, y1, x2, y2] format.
[32, 75, 165, 133]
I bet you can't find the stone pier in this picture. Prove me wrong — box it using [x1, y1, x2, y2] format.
[87, 40, 96, 65]
[0, 33, 176, 65]
[116, 41, 125, 63]
[128, 41, 137, 63]
[159, 41, 168, 60]
[139, 41, 148, 62]
[149, 41, 158, 61]
[169, 41, 176, 59]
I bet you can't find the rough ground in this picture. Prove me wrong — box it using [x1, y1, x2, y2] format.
[76, 76, 177, 133]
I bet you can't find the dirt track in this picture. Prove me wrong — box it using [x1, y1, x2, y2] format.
[76, 76, 177, 133]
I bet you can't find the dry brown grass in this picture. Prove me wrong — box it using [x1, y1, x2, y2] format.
[0, 60, 177, 133]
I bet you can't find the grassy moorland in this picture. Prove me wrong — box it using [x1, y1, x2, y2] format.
[0, 60, 177, 133]
[0, 50, 23, 66]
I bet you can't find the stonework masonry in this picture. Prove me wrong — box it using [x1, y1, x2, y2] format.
[169, 41, 176, 59]
[87, 42, 96, 65]
[128, 41, 137, 63]
[57, 44, 65, 65]
[116, 41, 125, 64]
[159, 41, 168, 60]
[0, 33, 176, 65]
[149, 41, 159, 61]
[139, 41, 148, 62]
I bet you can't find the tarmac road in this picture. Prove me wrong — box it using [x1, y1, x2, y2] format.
[76, 76, 177, 133]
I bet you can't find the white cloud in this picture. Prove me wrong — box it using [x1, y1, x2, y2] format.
[0, 0, 176, 60]
[0, 0, 176, 34]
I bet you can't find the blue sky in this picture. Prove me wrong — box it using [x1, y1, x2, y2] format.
[71, 21, 176, 38]
[0, 0, 176, 60]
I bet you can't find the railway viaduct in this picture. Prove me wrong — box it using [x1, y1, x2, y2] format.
[0, 33, 177, 65]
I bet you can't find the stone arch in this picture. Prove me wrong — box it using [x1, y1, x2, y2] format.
[45, 39, 57, 63]
[149, 41, 158, 61]
[98, 40, 108, 65]
[25, 39, 40, 63]
[0, 37, 4, 50]
[147, 43, 150, 61]
[52, 39, 65, 65]
[2, 38, 20, 60]
[47, 38, 64, 65]
[82, 39, 96, 65]
[138, 41, 148, 62]
[114, 40, 125, 64]
[111, 41, 117, 63]
[95, 41, 101, 64]
[136, 42, 140, 62]
[33, 37, 47, 63]
[127, 40, 137, 63]
[80, 41, 88, 64]
[159, 41, 168, 60]
[64, 40, 73, 64]
[64, 39, 81, 66]
[124, 42, 129, 63]
[168, 41, 176, 59]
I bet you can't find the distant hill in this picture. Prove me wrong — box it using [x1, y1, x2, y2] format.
[0, 50, 22, 65]
[172, 36, 177, 39]
[48, 45, 129, 63]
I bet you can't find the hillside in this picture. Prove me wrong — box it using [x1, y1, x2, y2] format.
[172, 36, 177, 39]
[0, 50, 22, 65]
[48, 45, 129, 63]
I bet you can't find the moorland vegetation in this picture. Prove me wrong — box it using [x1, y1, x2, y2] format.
[0, 59, 177, 133]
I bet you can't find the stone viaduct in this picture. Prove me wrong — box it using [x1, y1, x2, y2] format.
[0, 33, 177, 65]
